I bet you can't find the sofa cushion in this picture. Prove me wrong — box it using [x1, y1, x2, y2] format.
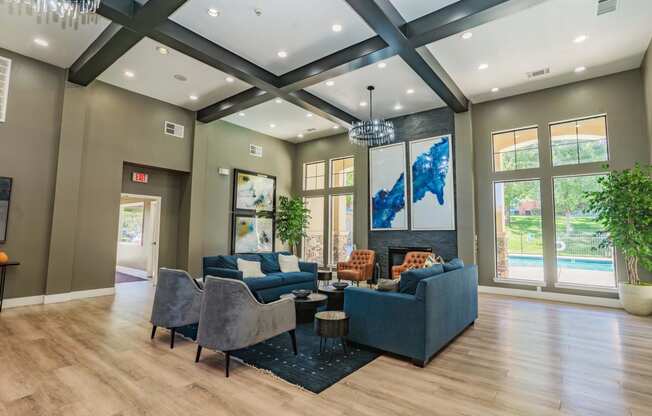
[399, 264, 444, 295]
[237, 258, 265, 278]
[244, 275, 286, 291]
[279, 254, 301, 273]
[258, 252, 281, 274]
[267, 271, 315, 286]
[213, 255, 238, 270]
[443, 258, 464, 272]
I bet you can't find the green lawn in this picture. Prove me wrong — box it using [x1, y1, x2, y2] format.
[505, 215, 609, 258]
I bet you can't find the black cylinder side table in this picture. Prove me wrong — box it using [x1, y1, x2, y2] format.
[314, 311, 349, 360]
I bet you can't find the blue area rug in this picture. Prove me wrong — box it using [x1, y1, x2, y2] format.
[177, 322, 380, 393]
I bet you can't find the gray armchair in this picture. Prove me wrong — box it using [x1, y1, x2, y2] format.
[195, 276, 297, 377]
[150, 268, 203, 349]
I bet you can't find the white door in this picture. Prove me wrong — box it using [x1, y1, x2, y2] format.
[149, 199, 161, 285]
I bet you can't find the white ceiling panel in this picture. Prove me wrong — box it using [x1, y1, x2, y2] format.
[389, 0, 459, 22]
[306, 55, 446, 120]
[98, 37, 251, 111]
[0, 2, 110, 68]
[222, 99, 340, 142]
[427, 0, 652, 103]
[170, 0, 377, 75]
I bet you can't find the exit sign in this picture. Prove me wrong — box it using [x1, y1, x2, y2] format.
[132, 172, 149, 183]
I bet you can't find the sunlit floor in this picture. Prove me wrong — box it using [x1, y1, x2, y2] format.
[0, 281, 651, 415]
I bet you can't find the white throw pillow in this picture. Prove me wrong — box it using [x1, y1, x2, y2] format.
[278, 254, 301, 273]
[237, 258, 265, 278]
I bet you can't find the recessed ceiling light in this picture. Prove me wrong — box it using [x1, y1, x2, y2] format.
[238, 112, 246, 117]
[33, 38, 49, 47]
[174, 74, 188, 82]
[573, 34, 588, 44]
[406, 88, 414, 95]
[156, 46, 169, 55]
[478, 63, 489, 70]
[574, 66, 587, 73]
[306, 112, 313, 118]
[359, 101, 367, 107]
[491, 87, 499, 93]
[270, 123, 276, 128]
[461, 32, 473, 40]
[124, 70, 135, 78]
[207, 8, 220, 17]
[277, 50, 288, 58]
[297, 133, 304, 138]
[394, 104, 403, 111]
[332, 125, 339, 129]
[225, 76, 234, 83]
[332, 24, 342, 32]
[377, 62, 387, 69]
[326, 80, 335, 87]
[189, 95, 198, 101]
[275, 98, 283, 104]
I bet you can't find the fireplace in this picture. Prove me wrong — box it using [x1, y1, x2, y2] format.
[387, 246, 433, 275]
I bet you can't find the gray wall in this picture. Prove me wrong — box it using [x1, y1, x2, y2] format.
[472, 69, 651, 296]
[643, 40, 652, 160]
[0, 48, 64, 298]
[187, 120, 295, 277]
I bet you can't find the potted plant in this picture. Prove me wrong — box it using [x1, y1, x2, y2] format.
[276, 196, 311, 256]
[585, 164, 652, 315]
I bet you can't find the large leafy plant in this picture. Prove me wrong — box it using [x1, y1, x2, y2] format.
[276, 196, 311, 255]
[585, 164, 652, 285]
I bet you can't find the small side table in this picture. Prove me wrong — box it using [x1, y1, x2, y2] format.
[318, 285, 346, 310]
[280, 292, 327, 324]
[314, 311, 349, 360]
[0, 262, 20, 312]
[317, 269, 333, 288]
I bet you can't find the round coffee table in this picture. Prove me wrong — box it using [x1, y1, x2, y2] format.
[318, 285, 347, 310]
[317, 269, 333, 288]
[280, 292, 327, 324]
[314, 311, 349, 360]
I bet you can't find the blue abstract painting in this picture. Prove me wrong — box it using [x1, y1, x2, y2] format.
[409, 135, 455, 230]
[369, 143, 407, 230]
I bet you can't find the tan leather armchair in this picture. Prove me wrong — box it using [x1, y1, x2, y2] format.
[337, 250, 375, 285]
[391, 251, 432, 279]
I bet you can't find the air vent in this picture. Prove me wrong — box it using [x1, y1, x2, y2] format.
[249, 144, 263, 158]
[306, 128, 317, 132]
[526, 67, 550, 79]
[164, 121, 184, 138]
[0, 56, 11, 123]
[597, 0, 617, 15]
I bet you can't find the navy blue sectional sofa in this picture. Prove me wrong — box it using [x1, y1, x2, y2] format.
[344, 262, 478, 366]
[202, 252, 317, 303]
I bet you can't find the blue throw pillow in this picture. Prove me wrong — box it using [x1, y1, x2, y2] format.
[399, 264, 444, 295]
[215, 255, 238, 270]
[443, 258, 464, 272]
[258, 252, 281, 274]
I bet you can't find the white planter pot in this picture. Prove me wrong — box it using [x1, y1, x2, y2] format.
[619, 283, 652, 316]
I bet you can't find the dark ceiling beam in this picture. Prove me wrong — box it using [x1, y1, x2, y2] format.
[344, 0, 468, 112]
[69, 0, 187, 86]
[197, 88, 268, 124]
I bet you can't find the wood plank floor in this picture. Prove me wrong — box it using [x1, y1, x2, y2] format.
[1, 282, 651, 416]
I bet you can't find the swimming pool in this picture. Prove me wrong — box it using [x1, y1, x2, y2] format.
[508, 255, 614, 272]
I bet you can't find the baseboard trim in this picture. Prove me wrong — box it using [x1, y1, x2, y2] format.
[3, 287, 116, 309]
[116, 265, 148, 279]
[478, 285, 622, 309]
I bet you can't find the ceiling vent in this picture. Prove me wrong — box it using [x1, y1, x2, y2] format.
[597, 0, 617, 15]
[164, 121, 184, 138]
[249, 144, 263, 158]
[0, 56, 11, 123]
[526, 67, 550, 79]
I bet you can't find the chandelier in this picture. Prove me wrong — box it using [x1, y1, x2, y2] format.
[13, 0, 101, 19]
[348, 85, 395, 146]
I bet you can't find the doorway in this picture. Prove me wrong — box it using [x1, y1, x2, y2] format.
[115, 193, 161, 285]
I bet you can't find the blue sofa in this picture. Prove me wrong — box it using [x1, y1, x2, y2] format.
[344, 264, 478, 366]
[202, 252, 317, 303]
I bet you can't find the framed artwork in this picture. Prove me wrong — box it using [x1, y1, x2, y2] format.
[231, 214, 275, 254]
[369, 142, 408, 231]
[409, 135, 456, 230]
[232, 169, 276, 213]
[0, 177, 12, 243]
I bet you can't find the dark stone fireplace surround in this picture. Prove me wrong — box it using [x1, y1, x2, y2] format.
[368, 108, 458, 278]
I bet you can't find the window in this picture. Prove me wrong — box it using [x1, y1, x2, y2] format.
[330, 157, 354, 187]
[119, 202, 145, 245]
[302, 197, 325, 265]
[492, 127, 539, 171]
[553, 175, 615, 288]
[329, 194, 354, 265]
[494, 180, 544, 282]
[303, 161, 325, 191]
[550, 115, 608, 166]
